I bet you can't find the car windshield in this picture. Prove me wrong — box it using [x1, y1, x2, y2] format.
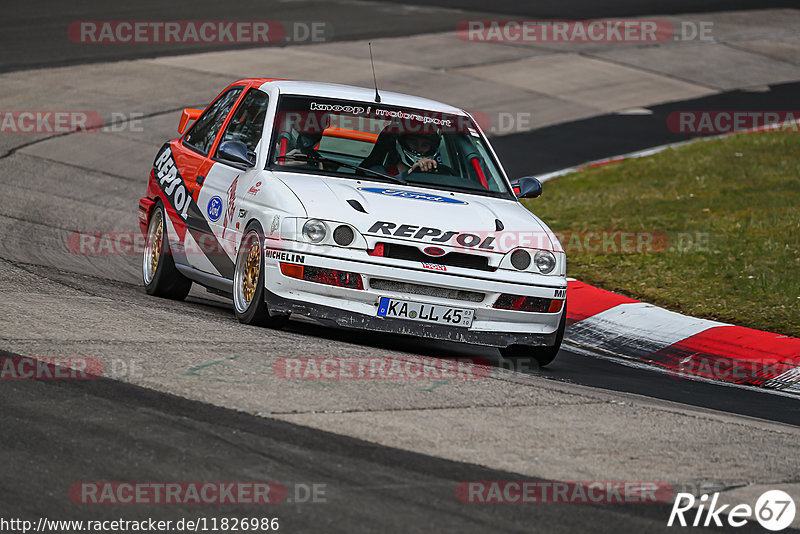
[268, 95, 514, 198]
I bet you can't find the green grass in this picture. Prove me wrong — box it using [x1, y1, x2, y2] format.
[523, 131, 800, 337]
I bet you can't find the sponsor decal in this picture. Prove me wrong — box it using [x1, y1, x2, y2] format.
[310, 102, 368, 115]
[151, 144, 235, 278]
[206, 195, 223, 222]
[367, 221, 495, 250]
[222, 176, 238, 238]
[358, 187, 467, 205]
[372, 109, 453, 128]
[554, 288, 566, 298]
[265, 249, 305, 264]
[270, 214, 280, 234]
[422, 262, 446, 272]
[423, 246, 446, 256]
[154, 146, 191, 218]
[238, 208, 247, 218]
[247, 180, 262, 195]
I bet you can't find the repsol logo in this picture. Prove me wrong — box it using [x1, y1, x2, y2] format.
[154, 146, 190, 218]
[368, 221, 495, 250]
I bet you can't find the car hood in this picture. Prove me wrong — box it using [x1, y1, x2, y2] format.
[273, 172, 559, 253]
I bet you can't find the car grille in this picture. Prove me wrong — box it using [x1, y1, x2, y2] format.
[380, 243, 494, 272]
[369, 278, 485, 303]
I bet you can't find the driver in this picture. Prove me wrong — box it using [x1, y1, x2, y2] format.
[365, 131, 446, 178]
[395, 132, 442, 174]
[276, 111, 330, 169]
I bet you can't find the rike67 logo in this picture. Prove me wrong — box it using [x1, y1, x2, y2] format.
[668, 490, 796, 531]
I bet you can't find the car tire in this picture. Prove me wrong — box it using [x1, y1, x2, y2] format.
[499, 302, 567, 367]
[233, 221, 290, 328]
[142, 202, 192, 300]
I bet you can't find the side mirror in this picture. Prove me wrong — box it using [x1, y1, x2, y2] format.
[513, 177, 542, 199]
[218, 140, 256, 167]
[178, 108, 202, 134]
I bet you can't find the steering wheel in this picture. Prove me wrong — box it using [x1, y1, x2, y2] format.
[408, 162, 456, 176]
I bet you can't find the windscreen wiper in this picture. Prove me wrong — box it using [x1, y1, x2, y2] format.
[277, 153, 408, 185]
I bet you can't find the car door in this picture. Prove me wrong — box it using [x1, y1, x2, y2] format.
[198, 87, 271, 270]
[172, 85, 244, 276]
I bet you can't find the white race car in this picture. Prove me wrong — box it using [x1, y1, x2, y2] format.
[139, 78, 567, 365]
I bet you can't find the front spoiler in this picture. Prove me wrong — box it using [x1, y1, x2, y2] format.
[264, 289, 560, 348]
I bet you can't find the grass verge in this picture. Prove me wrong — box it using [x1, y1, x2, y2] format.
[524, 131, 800, 337]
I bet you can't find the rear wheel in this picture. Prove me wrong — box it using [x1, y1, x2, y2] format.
[233, 222, 290, 328]
[500, 304, 566, 367]
[142, 202, 192, 300]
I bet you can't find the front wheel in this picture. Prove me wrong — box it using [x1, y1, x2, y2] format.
[500, 304, 567, 367]
[233, 222, 290, 328]
[142, 202, 192, 300]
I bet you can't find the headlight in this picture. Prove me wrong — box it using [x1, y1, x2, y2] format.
[333, 224, 355, 246]
[302, 219, 327, 243]
[534, 251, 556, 274]
[510, 249, 531, 270]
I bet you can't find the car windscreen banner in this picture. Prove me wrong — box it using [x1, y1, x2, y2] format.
[273, 96, 479, 137]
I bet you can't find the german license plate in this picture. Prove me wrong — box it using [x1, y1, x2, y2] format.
[377, 297, 474, 328]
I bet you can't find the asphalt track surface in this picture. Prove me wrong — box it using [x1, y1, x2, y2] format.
[2, 2, 800, 533]
[376, 0, 799, 19]
[493, 81, 800, 177]
[0, 0, 501, 73]
[3, 0, 795, 73]
[3, 367, 787, 534]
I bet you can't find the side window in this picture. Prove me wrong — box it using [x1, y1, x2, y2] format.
[216, 88, 270, 156]
[184, 87, 243, 155]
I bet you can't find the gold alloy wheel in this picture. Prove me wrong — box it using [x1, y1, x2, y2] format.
[150, 218, 163, 276]
[242, 240, 261, 304]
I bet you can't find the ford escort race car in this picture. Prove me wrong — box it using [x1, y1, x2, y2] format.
[139, 79, 567, 365]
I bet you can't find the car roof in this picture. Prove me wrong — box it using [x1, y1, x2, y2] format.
[242, 79, 466, 115]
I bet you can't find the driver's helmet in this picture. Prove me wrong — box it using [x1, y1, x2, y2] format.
[396, 132, 441, 167]
[292, 112, 331, 154]
[296, 131, 323, 153]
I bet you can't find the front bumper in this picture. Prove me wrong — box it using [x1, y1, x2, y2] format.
[265, 288, 560, 347]
[263, 243, 566, 348]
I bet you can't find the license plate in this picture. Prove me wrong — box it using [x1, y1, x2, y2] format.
[377, 297, 474, 328]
